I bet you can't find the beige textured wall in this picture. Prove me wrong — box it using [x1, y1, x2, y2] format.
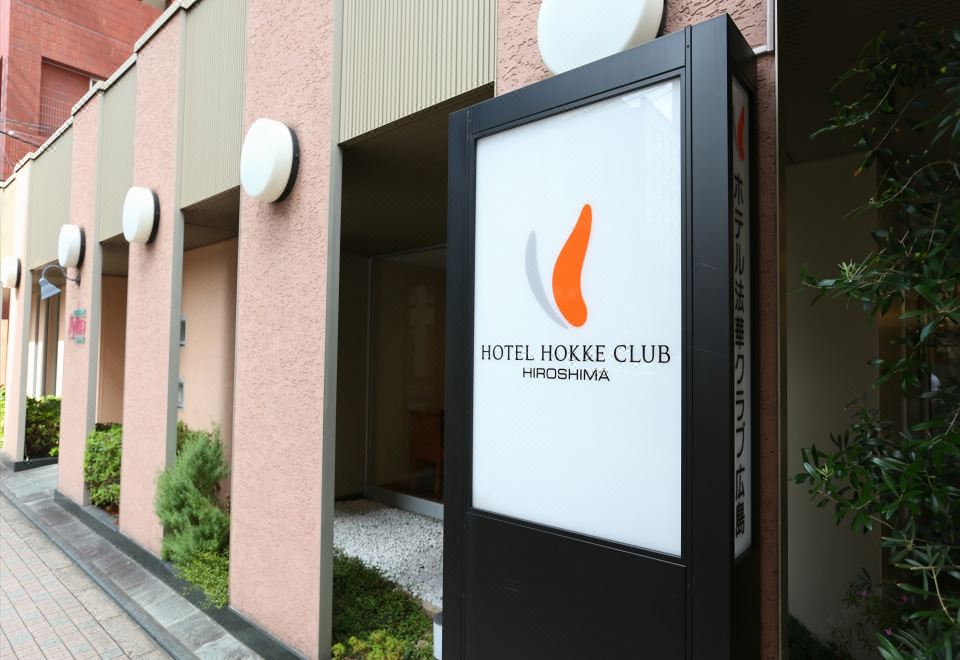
[97, 276, 127, 425]
[335, 252, 368, 498]
[339, 0, 496, 141]
[2, 164, 32, 463]
[229, 0, 337, 655]
[59, 94, 103, 501]
[494, 2, 781, 656]
[786, 155, 882, 642]
[27, 129, 73, 271]
[41, 297, 61, 397]
[178, 238, 237, 494]
[119, 13, 183, 557]
[26, 284, 38, 397]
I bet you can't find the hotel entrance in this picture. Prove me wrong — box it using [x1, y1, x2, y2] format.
[335, 88, 491, 517]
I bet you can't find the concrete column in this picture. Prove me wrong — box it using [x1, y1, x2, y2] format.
[2, 162, 33, 464]
[229, 0, 339, 657]
[494, 1, 782, 656]
[58, 91, 104, 505]
[118, 13, 184, 557]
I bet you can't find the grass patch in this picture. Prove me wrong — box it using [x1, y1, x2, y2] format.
[177, 550, 229, 608]
[332, 553, 432, 660]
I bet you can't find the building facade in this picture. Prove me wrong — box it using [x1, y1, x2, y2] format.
[0, 0, 163, 178]
[6, 0, 953, 658]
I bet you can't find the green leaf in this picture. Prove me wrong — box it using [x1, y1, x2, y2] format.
[914, 284, 943, 307]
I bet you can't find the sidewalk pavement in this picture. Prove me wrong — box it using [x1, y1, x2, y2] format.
[0, 464, 264, 659]
[1, 494, 170, 659]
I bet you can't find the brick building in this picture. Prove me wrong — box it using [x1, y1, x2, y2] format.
[0, 0, 162, 177]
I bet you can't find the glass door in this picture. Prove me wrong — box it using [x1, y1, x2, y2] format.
[366, 247, 446, 514]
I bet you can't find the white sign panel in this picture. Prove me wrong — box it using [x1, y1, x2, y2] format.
[472, 79, 683, 556]
[731, 78, 752, 558]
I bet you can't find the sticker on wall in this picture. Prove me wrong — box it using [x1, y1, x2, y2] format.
[69, 309, 87, 344]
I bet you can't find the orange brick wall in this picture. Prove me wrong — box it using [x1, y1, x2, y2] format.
[0, 0, 162, 177]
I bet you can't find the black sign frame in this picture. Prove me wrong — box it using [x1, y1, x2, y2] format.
[445, 15, 758, 659]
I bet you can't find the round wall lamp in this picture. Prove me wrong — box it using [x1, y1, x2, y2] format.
[58, 224, 85, 269]
[123, 187, 160, 244]
[1, 256, 21, 289]
[240, 118, 300, 203]
[537, 0, 665, 74]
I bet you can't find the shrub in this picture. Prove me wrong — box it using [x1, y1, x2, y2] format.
[24, 396, 60, 458]
[176, 420, 206, 456]
[332, 630, 417, 660]
[177, 550, 229, 608]
[83, 425, 122, 509]
[788, 616, 849, 660]
[332, 553, 432, 660]
[797, 18, 960, 657]
[154, 426, 230, 565]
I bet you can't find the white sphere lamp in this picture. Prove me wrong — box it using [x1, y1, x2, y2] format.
[240, 118, 300, 203]
[537, 0, 665, 74]
[1, 256, 20, 289]
[58, 224, 85, 269]
[123, 186, 160, 244]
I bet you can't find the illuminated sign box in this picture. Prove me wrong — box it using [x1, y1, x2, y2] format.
[445, 15, 757, 660]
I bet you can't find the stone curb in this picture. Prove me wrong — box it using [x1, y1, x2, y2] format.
[0, 477, 196, 659]
[53, 490, 302, 660]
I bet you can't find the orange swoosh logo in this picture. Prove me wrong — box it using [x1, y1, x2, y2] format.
[551, 203, 592, 327]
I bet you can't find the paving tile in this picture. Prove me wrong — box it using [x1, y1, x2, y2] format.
[0, 495, 169, 660]
[91, 555, 151, 592]
[1, 469, 260, 660]
[194, 633, 259, 659]
[143, 591, 197, 627]
[167, 611, 226, 650]
[99, 614, 161, 657]
[75, 586, 124, 620]
[126, 580, 178, 613]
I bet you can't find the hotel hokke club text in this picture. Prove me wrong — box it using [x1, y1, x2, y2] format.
[479, 344, 673, 383]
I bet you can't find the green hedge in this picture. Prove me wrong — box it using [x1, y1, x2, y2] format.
[332, 553, 432, 660]
[177, 550, 229, 608]
[83, 425, 122, 509]
[25, 396, 60, 458]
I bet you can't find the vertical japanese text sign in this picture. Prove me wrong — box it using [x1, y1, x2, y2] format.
[731, 79, 751, 558]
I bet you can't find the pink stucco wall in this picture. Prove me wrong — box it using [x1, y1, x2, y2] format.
[118, 13, 183, 557]
[229, 1, 336, 656]
[58, 93, 103, 504]
[2, 165, 32, 463]
[495, 2, 780, 656]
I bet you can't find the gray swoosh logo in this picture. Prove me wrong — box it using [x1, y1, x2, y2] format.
[525, 231, 566, 328]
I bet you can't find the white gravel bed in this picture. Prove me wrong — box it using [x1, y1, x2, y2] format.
[333, 499, 443, 609]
